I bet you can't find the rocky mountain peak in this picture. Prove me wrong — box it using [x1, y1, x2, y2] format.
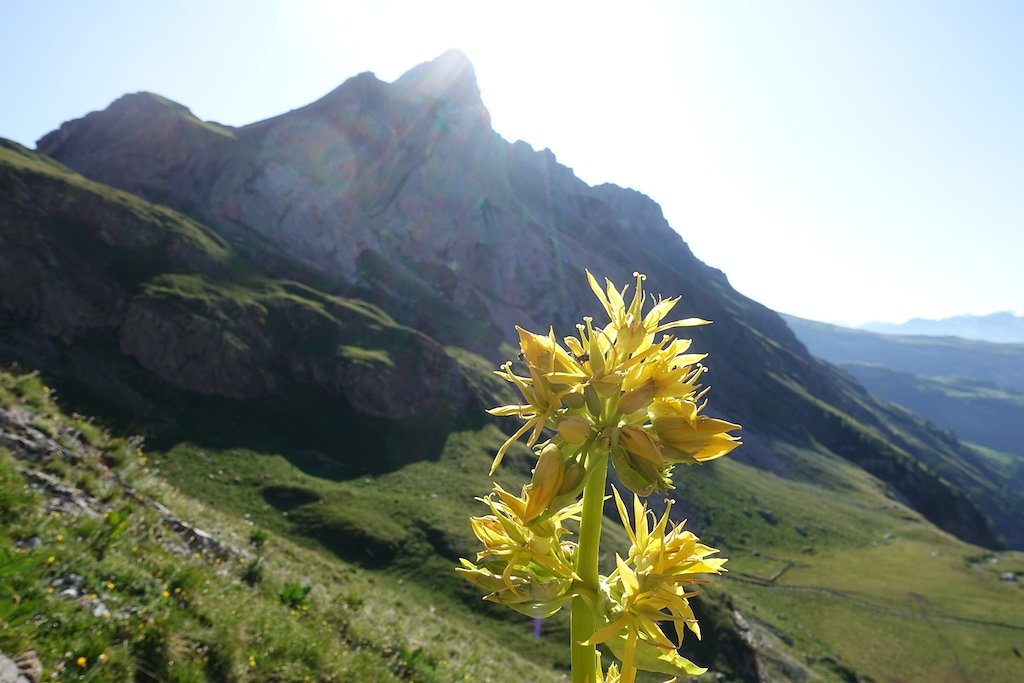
[394, 48, 484, 109]
[291, 71, 388, 122]
[36, 92, 225, 155]
[108, 91, 192, 116]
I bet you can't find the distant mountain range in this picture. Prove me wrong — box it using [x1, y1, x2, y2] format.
[859, 311, 1024, 343]
[3, 51, 1022, 681]
[784, 313, 1024, 516]
[783, 315, 1024, 395]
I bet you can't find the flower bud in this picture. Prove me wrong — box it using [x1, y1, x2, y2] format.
[516, 326, 577, 375]
[584, 384, 604, 417]
[456, 560, 573, 618]
[650, 398, 741, 463]
[556, 415, 592, 444]
[617, 425, 663, 465]
[557, 460, 586, 496]
[524, 444, 565, 523]
[617, 380, 656, 415]
[528, 457, 589, 526]
[611, 446, 668, 497]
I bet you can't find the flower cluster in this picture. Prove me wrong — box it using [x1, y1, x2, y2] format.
[456, 445, 585, 618]
[456, 498, 579, 618]
[585, 489, 727, 680]
[460, 272, 741, 682]
[489, 272, 740, 495]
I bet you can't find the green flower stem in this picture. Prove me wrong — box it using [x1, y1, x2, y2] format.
[571, 442, 610, 683]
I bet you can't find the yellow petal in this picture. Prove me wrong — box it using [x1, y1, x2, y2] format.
[487, 404, 532, 417]
[612, 487, 637, 546]
[490, 419, 534, 474]
[587, 270, 614, 319]
[616, 554, 639, 596]
[693, 434, 742, 462]
[582, 614, 631, 646]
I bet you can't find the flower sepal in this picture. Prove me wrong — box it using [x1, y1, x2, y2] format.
[455, 559, 573, 618]
[604, 630, 707, 679]
[611, 446, 672, 497]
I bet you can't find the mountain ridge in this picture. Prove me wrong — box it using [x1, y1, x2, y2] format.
[859, 310, 1024, 343]
[783, 314, 1024, 394]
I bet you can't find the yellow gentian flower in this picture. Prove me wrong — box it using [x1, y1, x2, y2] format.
[650, 398, 742, 464]
[587, 271, 709, 357]
[582, 490, 726, 680]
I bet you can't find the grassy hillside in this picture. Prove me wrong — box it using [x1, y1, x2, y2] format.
[5, 368, 1022, 681]
[0, 368, 568, 682]
[783, 315, 1024, 547]
[840, 362, 1024, 457]
[678, 449, 1024, 682]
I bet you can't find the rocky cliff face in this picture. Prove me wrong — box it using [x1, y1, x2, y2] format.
[0, 140, 473, 471]
[38, 51, 697, 342]
[14, 52, 1008, 548]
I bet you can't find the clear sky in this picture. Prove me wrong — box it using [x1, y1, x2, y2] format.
[3, 1, 1022, 325]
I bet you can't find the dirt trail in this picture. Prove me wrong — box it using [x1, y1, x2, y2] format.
[724, 573, 1024, 632]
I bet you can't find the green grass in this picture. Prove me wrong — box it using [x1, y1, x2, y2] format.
[0, 368, 569, 682]
[674, 442, 1024, 681]
[149, 400, 1024, 681]
[0, 139, 231, 268]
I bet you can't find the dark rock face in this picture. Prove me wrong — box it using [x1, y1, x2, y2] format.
[11, 52, 1008, 548]
[0, 140, 471, 451]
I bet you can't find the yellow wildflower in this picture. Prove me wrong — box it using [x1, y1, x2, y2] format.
[616, 425, 663, 466]
[488, 359, 572, 474]
[587, 271, 708, 357]
[564, 316, 626, 397]
[456, 483, 581, 618]
[466, 271, 740, 680]
[516, 326, 582, 381]
[75, 656, 87, 667]
[650, 398, 741, 464]
[619, 338, 706, 412]
[522, 444, 565, 523]
[584, 490, 726, 679]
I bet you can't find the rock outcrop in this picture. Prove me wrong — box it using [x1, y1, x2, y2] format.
[0, 650, 41, 683]
[0, 140, 472, 471]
